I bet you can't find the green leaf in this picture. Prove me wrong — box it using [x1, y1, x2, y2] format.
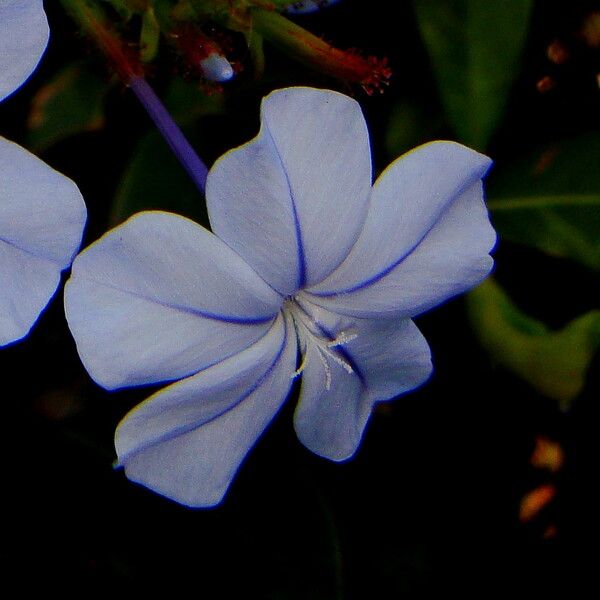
[100, 0, 134, 20]
[162, 77, 225, 122]
[246, 29, 265, 80]
[140, 6, 161, 63]
[488, 133, 600, 269]
[110, 126, 208, 226]
[27, 64, 108, 152]
[260, 0, 295, 9]
[412, 0, 533, 149]
[385, 99, 442, 159]
[468, 279, 600, 409]
[489, 195, 600, 269]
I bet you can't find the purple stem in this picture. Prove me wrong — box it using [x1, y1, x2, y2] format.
[129, 76, 208, 194]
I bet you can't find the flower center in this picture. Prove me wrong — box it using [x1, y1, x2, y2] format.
[283, 296, 357, 390]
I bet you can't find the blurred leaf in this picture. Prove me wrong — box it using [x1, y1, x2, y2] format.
[27, 64, 108, 151]
[519, 484, 556, 523]
[247, 29, 266, 80]
[530, 436, 564, 472]
[488, 133, 600, 269]
[490, 133, 600, 195]
[262, 0, 298, 9]
[100, 0, 134, 19]
[385, 100, 442, 158]
[140, 6, 161, 63]
[110, 127, 208, 225]
[489, 194, 600, 269]
[163, 77, 225, 121]
[412, 0, 533, 149]
[110, 79, 223, 225]
[468, 279, 600, 410]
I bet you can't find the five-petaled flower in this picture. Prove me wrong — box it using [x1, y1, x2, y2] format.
[65, 87, 495, 507]
[0, 0, 86, 346]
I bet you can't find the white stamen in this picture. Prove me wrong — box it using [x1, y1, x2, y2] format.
[327, 350, 354, 375]
[285, 297, 357, 390]
[316, 346, 333, 390]
[292, 350, 308, 380]
[327, 330, 358, 348]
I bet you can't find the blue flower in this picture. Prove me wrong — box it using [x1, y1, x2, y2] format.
[0, 0, 86, 346]
[65, 87, 495, 507]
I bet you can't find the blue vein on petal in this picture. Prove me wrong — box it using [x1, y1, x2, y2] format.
[81, 276, 276, 324]
[117, 313, 291, 465]
[266, 128, 307, 288]
[0, 235, 64, 266]
[310, 178, 484, 297]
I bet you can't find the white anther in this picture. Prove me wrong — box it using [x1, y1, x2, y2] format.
[292, 350, 308, 380]
[326, 330, 358, 348]
[327, 350, 354, 375]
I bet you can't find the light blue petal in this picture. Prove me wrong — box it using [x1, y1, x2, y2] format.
[64, 211, 283, 390]
[306, 142, 495, 318]
[207, 87, 372, 294]
[295, 341, 365, 461]
[0, 137, 86, 345]
[0, 137, 86, 266]
[293, 297, 432, 460]
[0, 0, 49, 101]
[296, 299, 433, 403]
[116, 312, 297, 508]
[0, 244, 60, 346]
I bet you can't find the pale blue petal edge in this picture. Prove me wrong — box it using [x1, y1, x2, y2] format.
[0, 137, 86, 346]
[64, 211, 283, 389]
[293, 297, 432, 460]
[116, 312, 297, 507]
[306, 142, 496, 318]
[0, 0, 49, 102]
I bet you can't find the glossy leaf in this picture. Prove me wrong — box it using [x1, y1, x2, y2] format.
[468, 278, 600, 409]
[413, 0, 533, 149]
[488, 134, 600, 270]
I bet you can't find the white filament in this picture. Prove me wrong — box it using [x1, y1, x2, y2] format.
[285, 297, 356, 390]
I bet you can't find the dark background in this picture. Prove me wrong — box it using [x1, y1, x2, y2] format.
[0, 0, 598, 595]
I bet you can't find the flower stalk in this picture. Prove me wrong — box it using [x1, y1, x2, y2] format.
[60, 0, 209, 193]
[59, 0, 142, 81]
[128, 77, 209, 191]
[250, 7, 392, 94]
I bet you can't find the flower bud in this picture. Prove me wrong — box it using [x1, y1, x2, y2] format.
[200, 52, 234, 82]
